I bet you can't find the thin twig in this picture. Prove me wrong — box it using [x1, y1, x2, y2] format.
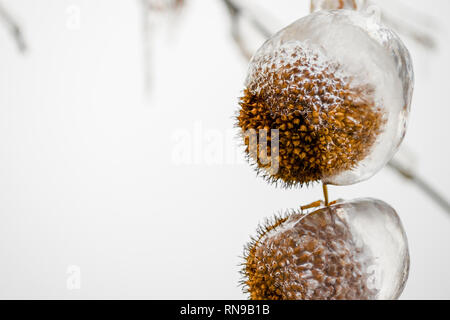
[222, 0, 272, 39]
[221, 0, 272, 60]
[139, 0, 185, 93]
[388, 160, 450, 215]
[225, 0, 449, 215]
[0, 1, 27, 53]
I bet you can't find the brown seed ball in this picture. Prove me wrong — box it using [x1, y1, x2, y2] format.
[237, 42, 385, 187]
[243, 207, 378, 300]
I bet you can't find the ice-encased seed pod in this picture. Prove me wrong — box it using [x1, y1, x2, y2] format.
[237, 10, 414, 187]
[243, 198, 409, 300]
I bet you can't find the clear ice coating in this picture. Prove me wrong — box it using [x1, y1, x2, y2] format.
[256, 198, 409, 300]
[245, 9, 414, 185]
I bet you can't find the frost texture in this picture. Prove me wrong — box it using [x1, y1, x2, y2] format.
[253, 198, 409, 300]
[244, 10, 414, 185]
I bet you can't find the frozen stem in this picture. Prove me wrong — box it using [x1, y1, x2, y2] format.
[301, 200, 322, 212]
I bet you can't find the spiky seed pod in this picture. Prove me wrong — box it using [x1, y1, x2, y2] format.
[242, 199, 410, 300]
[237, 42, 384, 187]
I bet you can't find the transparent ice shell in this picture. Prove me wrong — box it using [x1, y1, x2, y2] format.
[245, 10, 414, 185]
[259, 198, 409, 300]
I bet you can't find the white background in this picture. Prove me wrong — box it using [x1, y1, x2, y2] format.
[0, 0, 449, 299]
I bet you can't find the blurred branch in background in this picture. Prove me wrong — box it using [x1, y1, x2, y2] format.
[140, 0, 153, 92]
[310, 0, 439, 50]
[223, 0, 449, 215]
[388, 160, 450, 214]
[374, 0, 439, 50]
[222, 0, 272, 60]
[140, 0, 184, 92]
[224, 0, 439, 61]
[381, 13, 437, 50]
[310, 0, 360, 12]
[0, 1, 27, 53]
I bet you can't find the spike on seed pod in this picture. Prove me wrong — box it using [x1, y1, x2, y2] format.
[242, 198, 410, 300]
[236, 10, 414, 187]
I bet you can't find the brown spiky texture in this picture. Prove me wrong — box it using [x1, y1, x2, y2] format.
[242, 207, 378, 300]
[237, 42, 385, 187]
